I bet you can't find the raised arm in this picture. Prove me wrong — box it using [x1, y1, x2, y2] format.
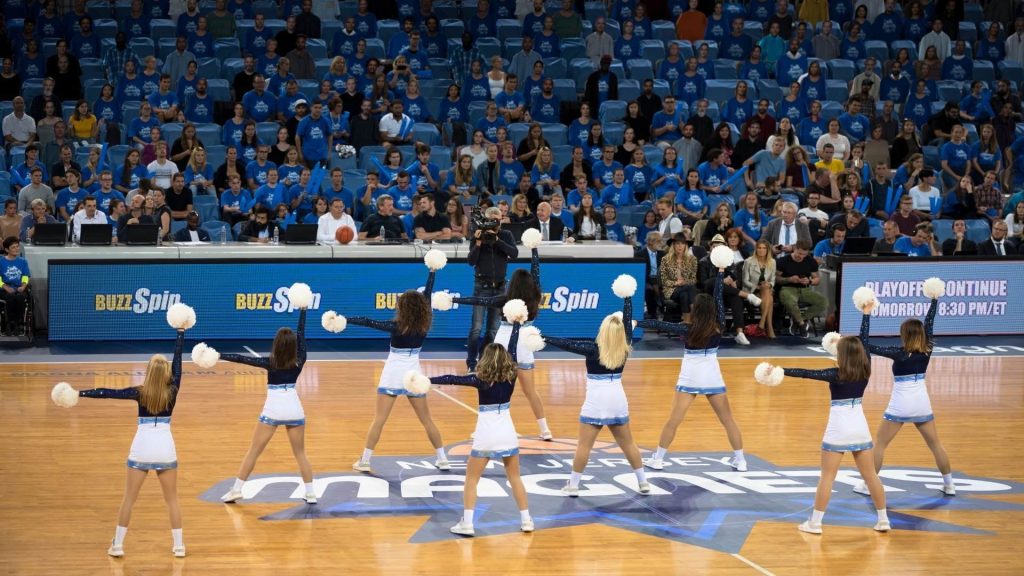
[861, 310, 903, 359]
[296, 308, 307, 367]
[424, 270, 437, 296]
[543, 336, 599, 357]
[783, 367, 839, 382]
[451, 294, 508, 307]
[429, 373, 483, 387]
[714, 271, 725, 329]
[509, 321, 521, 364]
[171, 329, 184, 386]
[623, 295, 633, 343]
[637, 318, 691, 336]
[924, 297, 937, 348]
[347, 316, 398, 333]
[79, 387, 141, 400]
[530, 247, 540, 290]
[220, 352, 271, 369]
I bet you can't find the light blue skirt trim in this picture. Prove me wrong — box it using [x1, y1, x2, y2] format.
[137, 416, 171, 425]
[268, 383, 296, 390]
[821, 441, 874, 452]
[517, 362, 535, 370]
[883, 412, 934, 423]
[479, 402, 511, 413]
[377, 386, 427, 398]
[684, 347, 719, 356]
[500, 320, 533, 327]
[587, 373, 623, 381]
[894, 373, 927, 383]
[259, 414, 306, 426]
[676, 385, 727, 395]
[579, 414, 630, 425]
[470, 447, 520, 459]
[831, 397, 863, 407]
[127, 459, 177, 470]
[389, 346, 422, 356]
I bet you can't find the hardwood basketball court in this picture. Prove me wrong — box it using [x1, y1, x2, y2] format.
[2, 355, 1022, 575]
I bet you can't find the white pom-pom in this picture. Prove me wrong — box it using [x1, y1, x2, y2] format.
[320, 311, 347, 333]
[503, 298, 529, 323]
[521, 227, 543, 249]
[191, 343, 220, 368]
[166, 303, 196, 330]
[710, 245, 734, 269]
[424, 248, 448, 271]
[923, 277, 945, 299]
[51, 382, 79, 408]
[287, 283, 313, 309]
[821, 332, 841, 357]
[852, 286, 879, 314]
[753, 362, 784, 387]
[611, 274, 638, 298]
[431, 291, 454, 311]
[403, 370, 432, 395]
[521, 326, 546, 351]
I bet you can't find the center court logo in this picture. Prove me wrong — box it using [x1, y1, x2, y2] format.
[198, 440, 1024, 553]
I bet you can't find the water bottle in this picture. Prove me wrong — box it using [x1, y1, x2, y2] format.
[156, 227, 162, 247]
[561, 226, 568, 244]
[379, 225, 386, 241]
[272, 225, 279, 245]
[220, 226, 227, 245]
[595, 223, 602, 240]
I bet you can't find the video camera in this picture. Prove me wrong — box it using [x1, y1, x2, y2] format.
[471, 205, 500, 243]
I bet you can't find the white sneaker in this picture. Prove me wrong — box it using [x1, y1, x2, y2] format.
[730, 457, 748, 472]
[798, 521, 823, 534]
[638, 481, 651, 494]
[874, 520, 891, 532]
[746, 293, 762, 306]
[644, 458, 664, 470]
[435, 459, 450, 471]
[172, 546, 186, 558]
[304, 492, 318, 504]
[221, 489, 243, 503]
[450, 520, 475, 536]
[539, 430, 553, 441]
[561, 483, 579, 497]
[352, 460, 372, 472]
[735, 331, 750, 346]
[942, 484, 956, 496]
[107, 542, 124, 558]
[521, 518, 535, 532]
[852, 482, 870, 495]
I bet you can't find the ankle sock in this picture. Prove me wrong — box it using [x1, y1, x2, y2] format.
[569, 471, 582, 489]
[652, 447, 667, 462]
[463, 509, 474, 525]
[113, 526, 127, 547]
[171, 528, 183, 548]
[361, 448, 373, 462]
[810, 509, 825, 525]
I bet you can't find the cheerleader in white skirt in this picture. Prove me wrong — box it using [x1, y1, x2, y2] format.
[350, 270, 448, 472]
[219, 306, 317, 505]
[853, 292, 955, 496]
[759, 322, 891, 534]
[429, 322, 535, 536]
[446, 248, 552, 439]
[541, 288, 651, 497]
[62, 328, 188, 558]
[637, 271, 747, 472]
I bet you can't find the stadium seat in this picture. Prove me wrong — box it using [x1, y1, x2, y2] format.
[827, 59, 855, 82]
[95, 18, 118, 40]
[561, 39, 586, 62]
[743, 20, 764, 43]
[467, 101, 489, 127]
[377, 20, 401, 48]
[202, 220, 230, 239]
[307, 38, 328, 60]
[865, 40, 888, 62]
[215, 38, 241, 61]
[820, 101, 844, 121]
[508, 123, 529, 144]
[205, 145, 226, 170]
[890, 40, 917, 61]
[571, 59, 595, 91]
[222, 58, 244, 82]
[207, 79, 230, 103]
[604, 121, 625, 146]
[359, 146, 387, 171]
[162, 123, 183, 144]
[503, 38, 523, 60]
[931, 219, 953, 243]
[626, 59, 655, 81]
[958, 22, 977, 43]
[937, 81, 963, 102]
[999, 61, 1024, 84]
[584, 2, 605, 23]
[476, 37, 502, 61]
[412, 123, 440, 146]
[551, 144, 572, 168]
[704, 80, 736, 106]
[441, 19, 465, 40]
[364, 39, 386, 60]
[553, 79, 577, 102]
[497, 19, 520, 41]
[157, 37, 177, 60]
[194, 196, 220, 224]
[826, 80, 849, 103]
[757, 79, 782, 103]
[618, 79, 641, 103]
[652, 20, 675, 45]
[965, 219, 990, 243]
[107, 145, 130, 170]
[714, 60, 738, 80]
[599, 100, 628, 125]
[430, 146, 452, 171]
[544, 58, 567, 80]
[195, 124, 220, 145]
[640, 40, 666, 65]
[256, 122, 280, 145]
[428, 58, 450, 81]
[652, 79, 671, 98]
[0, 172, 10, 199]
[197, 58, 221, 80]
[541, 123, 567, 146]
[129, 37, 155, 59]
[974, 60, 995, 84]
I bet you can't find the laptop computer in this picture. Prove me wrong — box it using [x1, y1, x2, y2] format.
[32, 223, 67, 246]
[284, 224, 317, 245]
[122, 224, 159, 246]
[503, 222, 528, 244]
[840, 236, 876, 256]
[79, 223, 113, 246]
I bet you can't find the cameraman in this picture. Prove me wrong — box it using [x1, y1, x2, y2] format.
[465, 206, 517, 372]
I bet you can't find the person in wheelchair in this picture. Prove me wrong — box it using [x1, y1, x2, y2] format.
[1, 236, 30, 335]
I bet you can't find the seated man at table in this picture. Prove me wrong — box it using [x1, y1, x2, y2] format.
[827, 208, 868, 238]
[172, 211, 211, 242]
[872, 219, 901, 254]
[977, 220, 1018, 257]
[359, 194, 407, 241]
[70, 195, 110, 244]
[813, 223, 846, 265]
[893, 221, 939, 257]
[316, 197, 357, 244]
[776, 239, 826, 338]
[412, 193, 451, 241]
[239, 205, 275, 243]
[117, 193, 156, 237]
[941, 219, 978, 256]
[19, 198, 58, 243]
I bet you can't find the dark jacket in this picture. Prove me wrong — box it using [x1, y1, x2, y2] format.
[526, 215, 570, 242]
[583, 69, 618, 115]
[173, 226, 211, 242]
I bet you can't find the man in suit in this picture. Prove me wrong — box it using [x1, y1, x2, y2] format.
[696, 234, 761, 345]
[977, 220, 1017, 256]
[762, 201, 811, 256]
[525, 201, 572, 242]
[172, 211, 211, 242]
[941, 219, 979, 255]
[635, 231, 664, 319]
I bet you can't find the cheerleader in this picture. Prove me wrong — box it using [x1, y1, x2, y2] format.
[853, 279, 954, 496]
[755, 315, 890, 534]
[638, 268, 747, 472]
[219, 291, 316, 505]
[442, 243, 552, 440]
[347, 267, 448, 472]
[52, 325, 189, 558]
[541, 278, 650, 496]
[426, 319, 534, 536]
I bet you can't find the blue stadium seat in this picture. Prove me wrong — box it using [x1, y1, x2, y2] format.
[820, 101, 844, 121]
[429, 58, 450, 81]
[618, 79, 640, 102]
[202, 220, 230, 238]
[205, 144, 226, 170]
[714, 60, 738, 80]
[307, 38, 328, 60]
[503, 38, 523, 60]
[603, 20, 620, 41]
[931, 219, 953, 243]
[999, 61, 1024, 84]
[81, 58, 104, 80]
[195, 124, 220, 145]
[825, 80, 849, 103]
[467, 101, 489, 127]
[644, 145, 662, 166]
[197, 58, 221, 80]
[541, 123, 567, 146]
[561, 39, 586, 62]
[964, 123, 979, 144]
[365, 39, 386, 60]
[553, 79, 577, 102]
[157, 37, 177, 60]
[497, 19, 520, 41]
[827, 59, 855, 81]
[222, 58, 244, 82]
[162, 123, 183, 144]
[441, 19, 465, 40]
[922, 146, 940, 169]
[253, 2, 279, 20]
[937, 81, 963, 102]
[460, 2, 478, 21]
[508, 123, 529, 144]
[604, 121, 625, 146]
[107, 145, 130, 169]
[429, 146, 452, 171]
[584, 2, 605, 23]
[194, 196, 220, 224]
[704, 80, 736, 105]
[743, 20, 764, 43]
[297, 80, 319, 97]
[359, 146, 387, 171]
[958, 22, 977, 43]
[377, 20, 401, 48]
[652, 20, 676, 45]
[757, 79, 782, 102]
[964, 2, 984, 24]
[412, 123, 440, 145]
[705, 100, 720, 122]
[640, 40, 666, 65]
[544, 58, 567, 80]
[215, 38, 241, 61]
[476, 37, 503, 61]
[121, 100, 141, 129]
[129, 37, 155, 59]
[170, 220, 188, 235]
[425, 96, 443, 120]
[95, 18, 118, 40]
[256, 122, 280, 145]
[62, 102, 77, 120]
[974, 60, 995, 83]
[551, 144, 572, 168]
[890, 40, 917, 61]
[706, 193, 736, 213]
[626, 59, 654, 81]
[652, 79, 671, 98]
[571, 59, 595, 90]
[231, 221, 243, 240]
[89, 2, 114, 19]
[0, 172, 10, 199]
[314, 59, 331, 80]
[599, 100, 627, 125]
[264, 19, 286, 37]
[966, 219, 990, 243]
[329, 155, 358, 171]
[343, 169, 367, 192]
[420, 79, 448, 100]
[864, 40, 888, 62]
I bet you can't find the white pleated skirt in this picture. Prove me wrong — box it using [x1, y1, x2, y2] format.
[259, 384, 306, 426]
[676, 349, 727, 395]
[127, 418, 177, 470]
[822, 398, 873, 452]
[377, 348, 425, 397]
[471, 403, 520, 458]
[494, 321, 535, 369]
[884, 374, 935, 423]
[579, 374, 630, 425]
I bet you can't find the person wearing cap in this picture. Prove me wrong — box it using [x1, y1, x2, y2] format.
[696, 233, 761, 345]
[585, 17, 614, 65]
[660, 233, 699, 324]
[583, 54, 619, 116]
[908, 168, 940, 218]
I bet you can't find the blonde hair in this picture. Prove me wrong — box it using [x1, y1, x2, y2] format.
[596, 313, 630, 369]
[476, 343, 517, 384]
[138, 355, 174, 414]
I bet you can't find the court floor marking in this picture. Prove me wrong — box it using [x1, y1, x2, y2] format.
[731, 553, 776, 576]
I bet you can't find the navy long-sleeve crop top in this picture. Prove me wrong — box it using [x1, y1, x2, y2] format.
[430, 323, 521, 406]
[783, 315, 872, 401]
[544, 296, 633, 375]
[78, 330, 185, 417]
[221, 308, 308, 385]
[451, 248, 541, 319]
[637, 272, 724, 350]
[347, 270, 436, 349]
[864, 298, 937, 378]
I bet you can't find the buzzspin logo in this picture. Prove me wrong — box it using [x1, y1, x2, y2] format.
[235, 286, 323, 312]
[199, 440, 1024, 553]
[94, 288, 182, 313]
[542, 287, 600, 312]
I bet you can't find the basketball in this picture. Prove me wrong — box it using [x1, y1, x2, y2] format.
[335, 226, 355, 244]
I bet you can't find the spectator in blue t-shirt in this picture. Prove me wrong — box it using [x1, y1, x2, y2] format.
[698, 149, 732, 195]
[838, 98, 871, 144]
[0, 236, 30, 334]
[245, 145, 278, 191]
[651, 96, 683, 148]
[812, 224, 846, 264]
[939, 125, 971, 192]
[743, 138, 788, 189]
[242, 75, 278, 123]
[296, 102, 333, 167]
[893, 221, 938, 257]
[531, 79, 561, 125]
